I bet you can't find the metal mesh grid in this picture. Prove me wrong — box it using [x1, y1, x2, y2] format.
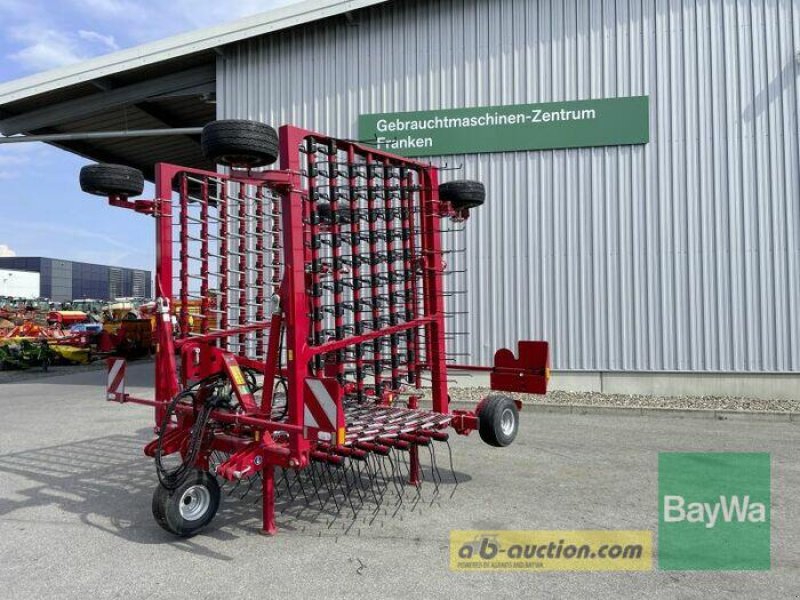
[297, 137, 434, 405]
[172, 172, 282, 361]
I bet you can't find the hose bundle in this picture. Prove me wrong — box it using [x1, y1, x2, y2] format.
[153, 366, 272, 490]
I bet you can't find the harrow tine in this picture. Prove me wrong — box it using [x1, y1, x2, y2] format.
[240, 473, 258, 500]
[281, 467, 296, 502]
[368, 452, 389, 499]
[356, 459, 371, 505]
[339, 460, 360, 517]
[321, 462, 340, 515]
[427, 443, 441, 498]
[384, 451, 404, 507]
[308, 462, 326, 510]
[293, 469, 311, 506]
[362, 455, 382, 506]
[339, 458, 357, 506]
[249, 472, 264, 504]
[356, 458, 371, 494]
[445, 439, 459, 498]
[228, 478, 243, 497]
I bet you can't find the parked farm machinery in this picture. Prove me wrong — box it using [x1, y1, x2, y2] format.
[79, 120, 549, 537]
[0, 307, 153, 369]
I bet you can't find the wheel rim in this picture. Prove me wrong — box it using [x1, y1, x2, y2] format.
[179, 485, 211, 521]
[500, 407, 516, 436]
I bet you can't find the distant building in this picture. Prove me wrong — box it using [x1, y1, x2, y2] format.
[0, 269, 40, 299]
[0, 257, 151, 302]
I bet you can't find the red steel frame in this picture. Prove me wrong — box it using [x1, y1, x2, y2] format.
[104, 124, 549, 535]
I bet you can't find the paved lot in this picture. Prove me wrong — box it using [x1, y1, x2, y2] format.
[0, 363, 798, 599]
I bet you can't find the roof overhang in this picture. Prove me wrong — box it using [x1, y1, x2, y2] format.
[0, 0, 389, 179]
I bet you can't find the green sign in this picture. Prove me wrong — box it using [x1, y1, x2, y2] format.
[658, 452, 771, 571]
[358, 96, 649, 157]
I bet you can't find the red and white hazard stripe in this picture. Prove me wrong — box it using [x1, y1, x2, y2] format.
[304, 378, 344, 444]
[305, 379, 337, 430]
[106, 358, 126, 401]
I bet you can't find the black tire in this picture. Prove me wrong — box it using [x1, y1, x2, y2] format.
[478, 395, 519, 447]
[439, 180, 486, 210]
[151, 470, 221, 537]
[79, 164, 144, 197]
[201, 120, 279, 168]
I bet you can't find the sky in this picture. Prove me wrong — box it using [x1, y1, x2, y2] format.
[0, 0, 299, 270]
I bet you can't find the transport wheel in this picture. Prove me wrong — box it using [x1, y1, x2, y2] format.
[152, 470, 221, 537]
[201, 119, 279, 168]
[477, 395, 519, 447]
[79, 163, 144, 197]
[438, 180, 486, 210]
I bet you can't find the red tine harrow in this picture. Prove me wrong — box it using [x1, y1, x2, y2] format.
[79, 120, 549, 537]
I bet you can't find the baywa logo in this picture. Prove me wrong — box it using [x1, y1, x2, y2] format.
[658, 452, 771, 570]
[663, 494, 767, 529]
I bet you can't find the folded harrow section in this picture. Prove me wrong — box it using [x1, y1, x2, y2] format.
[288, 130, 448, 412]
[169, 168, 282, 362]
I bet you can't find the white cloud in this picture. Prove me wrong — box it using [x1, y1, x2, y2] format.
[0, 143, 55, 179]
[0, 245, 16, 257]
[3, 1, 300, 74]
[169, 0, 294, 29]
[8, 27, 83, 71]
[78, 30, 119, 52]
[6, 21, 122, 74]
[72, 0, 136, 16]
[104, 0, 296, 41]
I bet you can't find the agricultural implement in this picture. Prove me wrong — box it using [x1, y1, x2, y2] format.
[0, 339, 54, 370]
[78, 120, 549, 537]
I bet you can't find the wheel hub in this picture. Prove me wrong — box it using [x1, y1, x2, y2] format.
[500, 407, 516, 436]
[179, 485, 211, 521]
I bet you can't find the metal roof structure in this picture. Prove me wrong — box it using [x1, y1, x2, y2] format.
[0, 0, 389, 179]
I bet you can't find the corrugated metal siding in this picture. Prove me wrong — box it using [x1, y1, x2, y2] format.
[218, 0, 800, 372]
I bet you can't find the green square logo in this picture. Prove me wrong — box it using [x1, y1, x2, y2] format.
[658, 452, 770, 570]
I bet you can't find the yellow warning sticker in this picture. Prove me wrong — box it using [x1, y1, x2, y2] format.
[229, 365, 246, 387]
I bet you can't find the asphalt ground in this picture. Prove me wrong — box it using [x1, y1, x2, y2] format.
[0, 363, 798, 599]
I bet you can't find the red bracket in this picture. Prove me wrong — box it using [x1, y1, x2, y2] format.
[215, 441, 263, 481]
[491, 341, 550, 394]
[144, 427, 190, 458]
[450, 409, 478, 436]
[108, 195, 155, 215]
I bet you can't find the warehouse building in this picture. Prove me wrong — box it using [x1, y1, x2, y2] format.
[0, 0, 797, 397]
[0, 257, 151, 302]
[0, 268, 40, 299]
